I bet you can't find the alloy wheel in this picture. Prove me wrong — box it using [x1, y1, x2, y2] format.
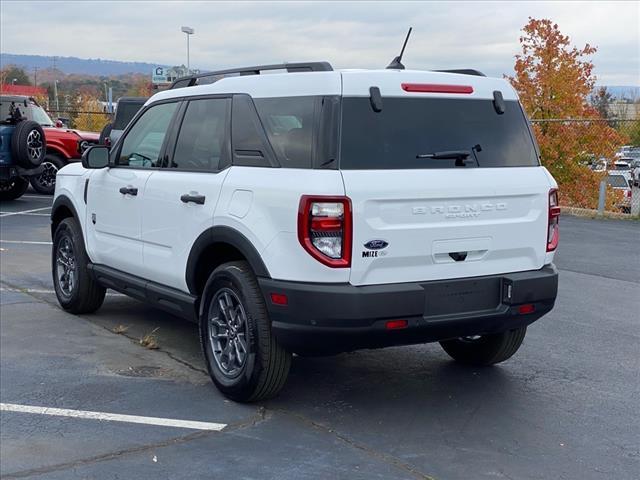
[56, 237, 76, 298]
[35, 161, 59, 189]
[26, 130, 43, 161]
[208, 288, 249, 378]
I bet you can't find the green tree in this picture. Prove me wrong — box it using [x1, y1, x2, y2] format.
[0, 65, 31, 86]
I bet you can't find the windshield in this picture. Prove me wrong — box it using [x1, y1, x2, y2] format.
[30, 103, 54, 126]
[339, 97, 539, 169]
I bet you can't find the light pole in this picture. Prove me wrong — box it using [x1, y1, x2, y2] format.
[181, 26, 194, 73]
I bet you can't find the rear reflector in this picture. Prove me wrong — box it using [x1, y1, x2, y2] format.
[401, 83, 474, 94]
[518, 304, 535, 315]
[385, 319, 408, 330]
[270, 293, 288, 306]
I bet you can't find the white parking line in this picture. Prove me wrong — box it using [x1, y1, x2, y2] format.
[0, 287, 125, 297]
[22, 194, 54, 200]
[0, 403, 227, 431]
[0, 207, 51, 218]
[0, 240, 53, 245]
[0, 212, 50, 216]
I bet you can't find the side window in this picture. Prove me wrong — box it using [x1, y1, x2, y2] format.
[170, 98, 230, 171]
[117, 102, 178, 168]
[253, 96, 317, 169]
[231, 95, 276, 167]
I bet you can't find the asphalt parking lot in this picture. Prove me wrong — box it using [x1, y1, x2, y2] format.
[1, 192, 638, 480]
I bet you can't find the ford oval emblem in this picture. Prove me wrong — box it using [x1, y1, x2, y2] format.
[364, 240, 388, 250]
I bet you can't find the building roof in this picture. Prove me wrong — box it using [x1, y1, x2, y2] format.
[0, 84, 48, 96]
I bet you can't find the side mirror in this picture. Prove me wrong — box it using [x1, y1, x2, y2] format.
[82, 145, 110, 169]
[55, 120, 63, 128]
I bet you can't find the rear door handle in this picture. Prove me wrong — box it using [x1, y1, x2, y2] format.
[119, 186, 138, 196]
[180, 193, 206, 205]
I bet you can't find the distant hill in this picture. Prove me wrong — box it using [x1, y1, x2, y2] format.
[1, 53, 166, 76]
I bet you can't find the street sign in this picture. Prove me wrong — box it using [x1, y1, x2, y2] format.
[152, 67, 168, 85]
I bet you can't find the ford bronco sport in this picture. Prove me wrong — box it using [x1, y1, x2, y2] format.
[51, 61, 559, 402]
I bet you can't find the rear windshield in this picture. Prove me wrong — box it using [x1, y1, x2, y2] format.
[340, 97, 539, 169]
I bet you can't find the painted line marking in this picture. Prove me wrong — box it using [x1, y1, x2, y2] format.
[0, 240, 53, 245]
[0, 212, 50, 216]
[21, 194, 54, 200]
[0, 287, 125, 297]
[0, 403, 227, 431]
[0, 207, 51, 218]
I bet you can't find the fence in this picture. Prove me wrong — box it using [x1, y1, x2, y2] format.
[530, 118, 640, 218]
[47, 109, 112, 133]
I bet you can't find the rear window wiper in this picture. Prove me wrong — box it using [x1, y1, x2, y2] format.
[416, 145, 482, 167]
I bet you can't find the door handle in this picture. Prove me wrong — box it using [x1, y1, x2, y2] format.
[119, 186, 138, 196]
[180, 193, 206, 205]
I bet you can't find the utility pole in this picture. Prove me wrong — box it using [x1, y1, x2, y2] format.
[33, 67, 38, 86]
[54, 80, 59, 112]
[52, 56, 59, 111]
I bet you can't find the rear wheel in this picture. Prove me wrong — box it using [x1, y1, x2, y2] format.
[439, 327, 527, 366]
[30, 154, 65, 195]
[0, 177, 29, 201]
[52, 218, 106, 314]
[200, 261, 291, 402]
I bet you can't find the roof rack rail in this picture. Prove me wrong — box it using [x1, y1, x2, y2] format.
[169, 61, 334, 90]
[434, 69, 486, 77]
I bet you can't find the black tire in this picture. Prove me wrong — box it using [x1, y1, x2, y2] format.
[0, 177, 29, 201]
[99, 123, 113, 145]
[200, 261, 291, 402]
[30, 154, 65, 195]
[52, 218, 106, 314]
[439, 327, 527, 366]
[11, 120, 46, 168]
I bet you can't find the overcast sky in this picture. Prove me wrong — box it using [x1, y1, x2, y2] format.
[1, 1, 638, 85]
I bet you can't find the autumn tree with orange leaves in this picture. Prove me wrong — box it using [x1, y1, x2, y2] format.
[508, 18, 626, 209]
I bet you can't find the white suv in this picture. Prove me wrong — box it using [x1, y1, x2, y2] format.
[51, 62, 559, 402]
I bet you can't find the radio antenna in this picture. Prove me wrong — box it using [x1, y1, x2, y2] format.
[386, 27, 413, 70]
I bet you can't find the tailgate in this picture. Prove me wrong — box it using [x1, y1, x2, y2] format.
[343, 167, 552, 286]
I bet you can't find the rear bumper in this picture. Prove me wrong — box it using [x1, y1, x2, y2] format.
[0, 165, 44, 180]
[259, 265, 558, 353]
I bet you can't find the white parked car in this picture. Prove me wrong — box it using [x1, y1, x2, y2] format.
[51, 61, 559, 401]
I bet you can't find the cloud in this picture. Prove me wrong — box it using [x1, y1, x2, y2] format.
[1, 1, 638, 85]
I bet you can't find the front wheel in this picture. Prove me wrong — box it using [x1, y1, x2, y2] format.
[52, 218, 106, 314]
[0, 177, 29, 201]
[30, 154, 65, 195]
[200, 261, 291, 402]
[439, 327, 527, 366]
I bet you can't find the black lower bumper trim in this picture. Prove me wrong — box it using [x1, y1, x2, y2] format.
[0, 164, 45, 180]
[259, 265, 558, 354]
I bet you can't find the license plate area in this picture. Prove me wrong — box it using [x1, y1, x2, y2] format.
[423, 277, 502, 317]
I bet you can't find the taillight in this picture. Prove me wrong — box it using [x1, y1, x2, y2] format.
[298, 195, 352, 268]
[547, 188, 560, 252]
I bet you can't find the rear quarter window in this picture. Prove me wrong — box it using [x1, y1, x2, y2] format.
[340, 97, 539, 170]
[253, 97, 316, 169]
